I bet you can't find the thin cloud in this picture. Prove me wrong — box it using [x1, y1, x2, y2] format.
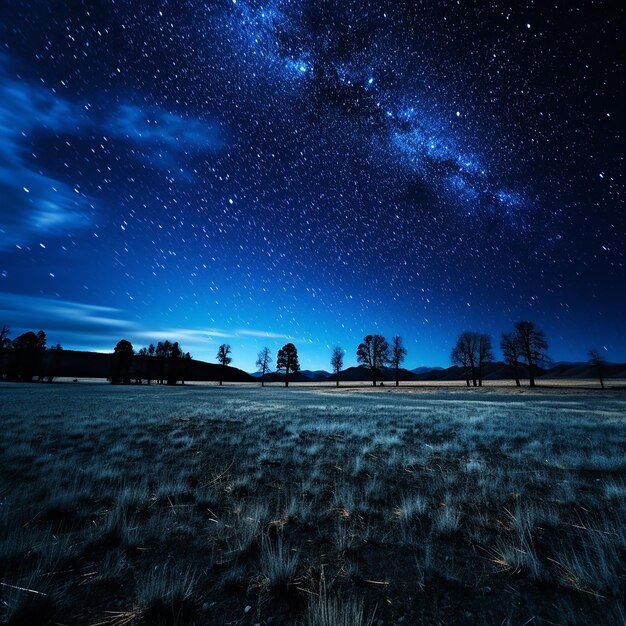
[237, 329, 291, 339]
[0, 293, 289, 361]
[0, 54, 226, 249]
[0, 58, 95, 248]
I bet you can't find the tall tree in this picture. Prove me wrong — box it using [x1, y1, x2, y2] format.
[216, 343, 232, 386]
[391, 336, 407, 387]
[588, 349, 606, 389]
[256, 347, 272, 387]
[477, 334, 494, 387]
[357, 334, 390, 387]
[147, 343, 156, 384]
[168, 341, 183, 385]
[112, 339, 134, 384]
[182, 352, 192, 385]
[451, 339, 471, 387]
[276, 343, 300, 387]
[514, 321, 549, 387]
[500, 332, 522, 387]
[330, 346, 344, 387]
[155, 341, 170, 384]
[451, 332, 478, 386]
[11, 330, 46, 381]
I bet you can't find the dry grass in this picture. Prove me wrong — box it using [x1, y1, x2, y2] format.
[0, 382, 624, 625]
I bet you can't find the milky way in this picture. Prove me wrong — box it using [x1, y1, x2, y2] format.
[0, 1, 623, 369]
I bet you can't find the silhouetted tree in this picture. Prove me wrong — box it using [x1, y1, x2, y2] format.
[276, 343, 299, 387]
[0, 324, 10, 379]
[451, 340, 471, 387]
[330, 346, 344, 387]
[147, 343, 156, 384]
[391, 336, 407, 387]
[357, 334, 389, 387]
[111, 339, 134, 384]
[216, 343, 232, 386]
[0, 324, 10, 351]
[256, 347, 272, 387]
[514, 321, 549, 387]
[477, 334, 494, 387]
[135, 347, 148, 384]
[588, 349, 606, 389]
[451, 332, 478, 386]
[500, 332, 522, 387]
[155, 341, 171, 384]
[165, 342, 182, 385]
[181, 352, 192, 385]
[11, 330, 46, 381]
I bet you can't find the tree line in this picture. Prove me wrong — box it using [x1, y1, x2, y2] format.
[0, 321, 610, 388]
[0, 326, 63, 382]
[111, 339, 192, 385]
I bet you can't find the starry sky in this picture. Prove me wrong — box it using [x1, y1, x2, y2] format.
[0, 1, 624, 371]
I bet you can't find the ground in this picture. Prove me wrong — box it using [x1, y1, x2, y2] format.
[1, 383, 625, 625]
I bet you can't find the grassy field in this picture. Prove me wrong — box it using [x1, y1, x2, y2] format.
[1, 383, 624, 625]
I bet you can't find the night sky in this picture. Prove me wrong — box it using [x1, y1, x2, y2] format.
[0, 1, 624, 371]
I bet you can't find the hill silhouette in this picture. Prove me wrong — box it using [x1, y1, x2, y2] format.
[0, 349, 254, 383]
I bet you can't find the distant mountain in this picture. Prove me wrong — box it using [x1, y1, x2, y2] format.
[541, 362, 626, 379]
[411, 366, 444, 375]
[413, 361, 540, 381]
[335, 365, 420, 382]
[300, 369, 332, 380]
[411, 361, 626, 381]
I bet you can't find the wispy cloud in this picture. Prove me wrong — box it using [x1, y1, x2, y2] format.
[102, 104, 224, 177]
[0, 54, 226, 248]
[106, 104, 223, 154]
[0, 293, 288, 362]
[0, 293, 132, 335]
[0, 58, 95, 249]
[133, 328, 235, 343]
[237, 329, 290, 339]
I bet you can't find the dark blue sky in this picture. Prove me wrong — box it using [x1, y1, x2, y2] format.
[0, 1, 624, 370]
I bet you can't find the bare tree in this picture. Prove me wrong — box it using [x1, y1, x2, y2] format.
[256, 347, 272, 387]
[216, 343, 232, 386]
[500, 332, 521, 387]
[330, 346, 344, 387]
[588, 349, 606, 389]
[391, 335, 407, 387]
[514, 321, 549, 387]
[451, 332, 478, 386]
[277, 343, 300, 387]
[477, 333, 494, 387]
[357, 334, 390, 387]
[451, 337, 471, 387]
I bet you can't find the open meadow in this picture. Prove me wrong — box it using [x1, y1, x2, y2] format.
[1, 383, 625, 625]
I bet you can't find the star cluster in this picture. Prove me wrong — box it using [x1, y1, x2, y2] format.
[0, 1, 623, 368]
